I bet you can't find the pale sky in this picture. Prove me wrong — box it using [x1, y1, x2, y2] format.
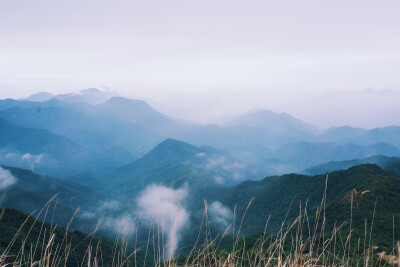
[1, 0, 400, 127]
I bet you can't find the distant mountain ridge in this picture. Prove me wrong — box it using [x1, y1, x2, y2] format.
[2, 92, 400, 179]
[91, 97, 171, 125]
[225, 109, 317, 134]
[275, 141, 400, 171]
[317, 125, 400, 147]
[0, 112, 131, 176]
[24, 88, 119, 105]
[303, 155, 400, 175]
[2, 90, 400, 260]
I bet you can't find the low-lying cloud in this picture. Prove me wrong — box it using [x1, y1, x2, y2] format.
[22, 153, 45, 170]
[97, 200, 136, 236]
[0, 150, 46, 171]
[78, 186, 190, 257]
[209, 201, 233, 228]
[99, 200, 122, 212]
[102, 214, 137, 237]
[137, 184, 189, 258]
[0, 167, 17, 190]
[79, 199, 131, 235]
[203, 156, 248, 182]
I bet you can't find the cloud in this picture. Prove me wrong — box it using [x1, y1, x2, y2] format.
[6, 153, 17, 159]
[213, 176, 225, 184]
[99, 200, 122, 212]
[102, 215, 137, 237]
[232, 171, 245, 181]
[204, 156, 248, 182]
[79, 211, 96, 219]
[209, 201, 232, 228]
[22, 153, 45, 170]
[205, 157, 225, 170]
[136, 184, 189, 258]
[79, 199, 127, 233]
[195, 152, 206, 158]
[0, 167, 17, 190]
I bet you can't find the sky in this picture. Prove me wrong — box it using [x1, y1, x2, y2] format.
[1, 0, 400, 128]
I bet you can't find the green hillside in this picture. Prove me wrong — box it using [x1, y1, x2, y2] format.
[385, 160, 400, 178]
[107, 138, 253, 190]
[0, 165, 102, 233]
[216, 164, 389, 234]
[0, 208, 144, 266]
[175, 164, 400, 265]
[322, 173, 400, 252]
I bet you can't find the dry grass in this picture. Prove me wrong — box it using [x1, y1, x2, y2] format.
[1, 177, 399, 266]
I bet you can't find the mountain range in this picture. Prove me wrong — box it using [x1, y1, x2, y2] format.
[1, 89, 400, 180]
[2, 146, 400, 259]
[1, 89, 400, 260]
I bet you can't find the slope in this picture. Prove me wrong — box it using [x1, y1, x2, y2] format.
[0, 117, 116, 176]
[0, 208, 145, 266]
[303, 155, 400, 175]
[0, 165, 102, 232]
[321, 171, 400, 252]
[215, 164, 388, 234]
[107, 138, 256, 191]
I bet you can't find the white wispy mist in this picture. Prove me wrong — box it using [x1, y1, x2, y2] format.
[22, 153, 45, 170]
[0, 167, 17, 190]
[213, 176, 225, 184]
[102, 215, 137, 237]
[204, 156, 247, 182]
[6, 153, 18, 159]
[195, 152, 206, 158]
[209, 201, 232, 228]
[99, 200, 122, 212]
[0, 151, 46, 171]
[96, 200, 137, 236]
[79, 211, 96, 219]
[137, 184, 189, 258]
[78, 199, 136, 237]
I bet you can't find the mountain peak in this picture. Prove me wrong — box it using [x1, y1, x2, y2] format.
[96, 97, 169, 124]
[151, 138, 201, 155]
[226, 108, 316, 134]
[25, 92, 54, 102]
[80, 88, 102, 93]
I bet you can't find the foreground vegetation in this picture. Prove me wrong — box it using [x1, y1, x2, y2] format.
[2, 179, 400, 267]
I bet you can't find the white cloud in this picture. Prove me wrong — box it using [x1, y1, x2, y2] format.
[22, 153, 45, 170]
[137, 184, 189, 258]
[204, 156, 247, 182]
[99, 200, 122, 212]
[79, 199, 133, 236]
[6, 153, 17, 159]
[213, 176, 225, 184]
[205, 157, 225, 170]
[195, 152, 206, 158]
[232, 171, 245, 181]
[0, 167, 17, 190]
[79, 211, 96, 219]
[209, 201, 232, 228]
[103, 215, 137, 237]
